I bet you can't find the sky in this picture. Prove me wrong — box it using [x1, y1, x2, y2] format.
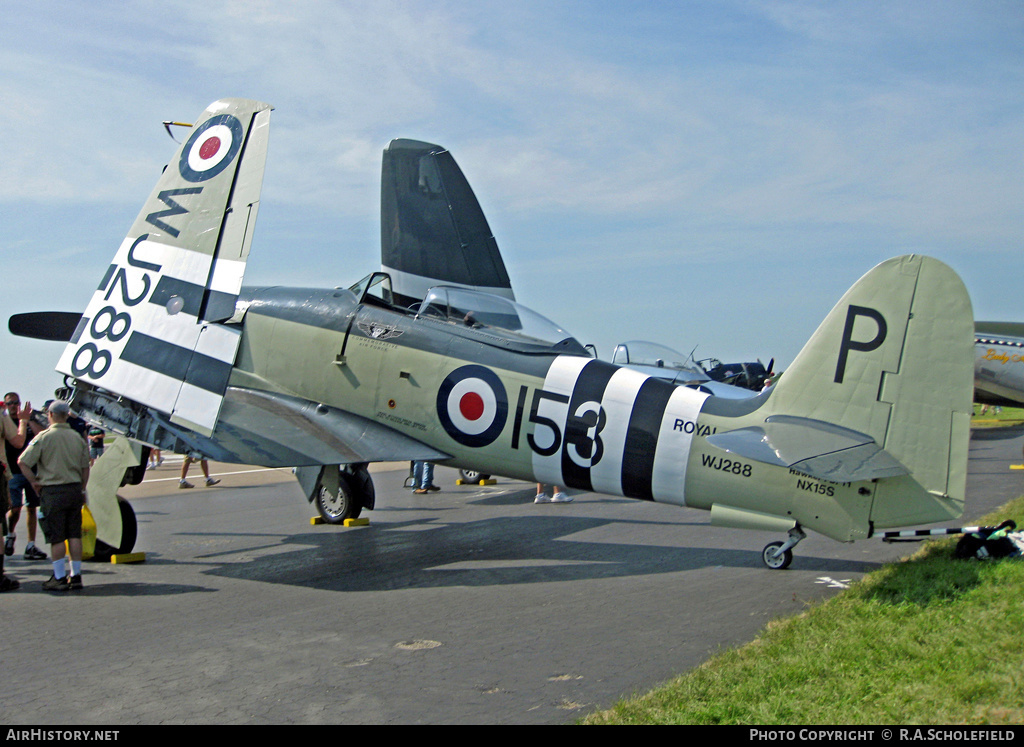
[2, 0, 1023, 408]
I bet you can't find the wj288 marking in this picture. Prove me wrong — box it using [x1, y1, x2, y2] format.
[701, 453, 753, 477]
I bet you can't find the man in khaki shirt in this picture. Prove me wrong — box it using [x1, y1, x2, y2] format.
[18, 401, 90, 592]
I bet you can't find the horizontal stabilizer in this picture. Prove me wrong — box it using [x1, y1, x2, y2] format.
[9, 312, 83, 342]
[706, 415, 908, 483]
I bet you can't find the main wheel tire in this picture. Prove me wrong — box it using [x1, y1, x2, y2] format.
[348, 465, 375, 511]
[93, 498, 138, 562]
[315, 472, 362, 524]
[762, 541, 793, 570]
[459, 469, 491, 483]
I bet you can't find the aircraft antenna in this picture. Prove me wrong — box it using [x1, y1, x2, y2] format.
[162, 121, 194, 143]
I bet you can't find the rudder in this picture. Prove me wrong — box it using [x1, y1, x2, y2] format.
[766, 255, 974, 515]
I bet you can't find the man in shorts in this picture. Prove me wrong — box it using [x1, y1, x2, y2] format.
[0, 457, 19, 591]
[18, 401, 90, 591]
[3, 392, 46, 560]
[88, 425, 105, 465]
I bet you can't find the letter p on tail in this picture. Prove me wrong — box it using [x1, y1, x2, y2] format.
[767, 255, 975, 526]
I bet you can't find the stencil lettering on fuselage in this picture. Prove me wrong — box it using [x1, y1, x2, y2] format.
[532, 357, 708, 502]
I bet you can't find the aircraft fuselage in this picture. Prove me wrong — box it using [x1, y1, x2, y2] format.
[217, 283, 889, 544]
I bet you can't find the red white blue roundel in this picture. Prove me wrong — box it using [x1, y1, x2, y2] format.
[178, 114, 244, 183]
[437, 365, 508, 448]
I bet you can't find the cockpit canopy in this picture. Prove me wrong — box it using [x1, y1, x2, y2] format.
[612, 341, 709, 381]
[348, 272, 586, 352]
[419, 286, 580, 348]
[348, 272, 395, 307]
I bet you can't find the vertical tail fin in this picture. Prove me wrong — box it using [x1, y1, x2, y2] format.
[57, 98, 272, 436]
[766, 255, 974, 520]
[380, 139, 513, 307]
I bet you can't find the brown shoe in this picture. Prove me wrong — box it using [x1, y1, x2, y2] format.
[42, 575, 70, 592]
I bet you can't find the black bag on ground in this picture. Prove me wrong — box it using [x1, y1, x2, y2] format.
[954, 520, 1018, 560]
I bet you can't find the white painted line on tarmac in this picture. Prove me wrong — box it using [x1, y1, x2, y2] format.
[143, 466, 295, 484]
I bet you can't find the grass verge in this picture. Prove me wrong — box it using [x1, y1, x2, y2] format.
[972, 404, 1024, 427]
[583, 496, 1024, 725]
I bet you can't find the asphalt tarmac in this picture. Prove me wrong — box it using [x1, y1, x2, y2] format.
[3, 434, 1022, 725]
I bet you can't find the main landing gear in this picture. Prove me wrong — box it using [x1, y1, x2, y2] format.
[761, 526, 807, 570]
[458, 468, 491, 484]
[314, 464, 376, 524]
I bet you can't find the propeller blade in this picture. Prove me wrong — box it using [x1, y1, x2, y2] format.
[9, 311, 82, 342]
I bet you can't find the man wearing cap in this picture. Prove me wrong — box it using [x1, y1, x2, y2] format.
[18, 401, 90, 591]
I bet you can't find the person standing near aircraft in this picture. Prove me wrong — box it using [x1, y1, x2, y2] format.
[535, 484, 571, 504]
[179, 456, 220, 489]
[87, 425, 105, 465]
[0, 447, 18, 591]
[412, 461, 439, 494]
[18, 400, 90, 591]
[3, 392, 46, 561]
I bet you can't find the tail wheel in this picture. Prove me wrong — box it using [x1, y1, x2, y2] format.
[762, 541, 793, 570]
[316, 472, 361, 524]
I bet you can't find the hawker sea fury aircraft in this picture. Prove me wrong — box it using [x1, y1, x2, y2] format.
[17, 98, 976, 569]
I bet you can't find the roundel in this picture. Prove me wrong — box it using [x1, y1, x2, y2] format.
[436, 365, 508, 448]
[178, 114, 244, 182]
